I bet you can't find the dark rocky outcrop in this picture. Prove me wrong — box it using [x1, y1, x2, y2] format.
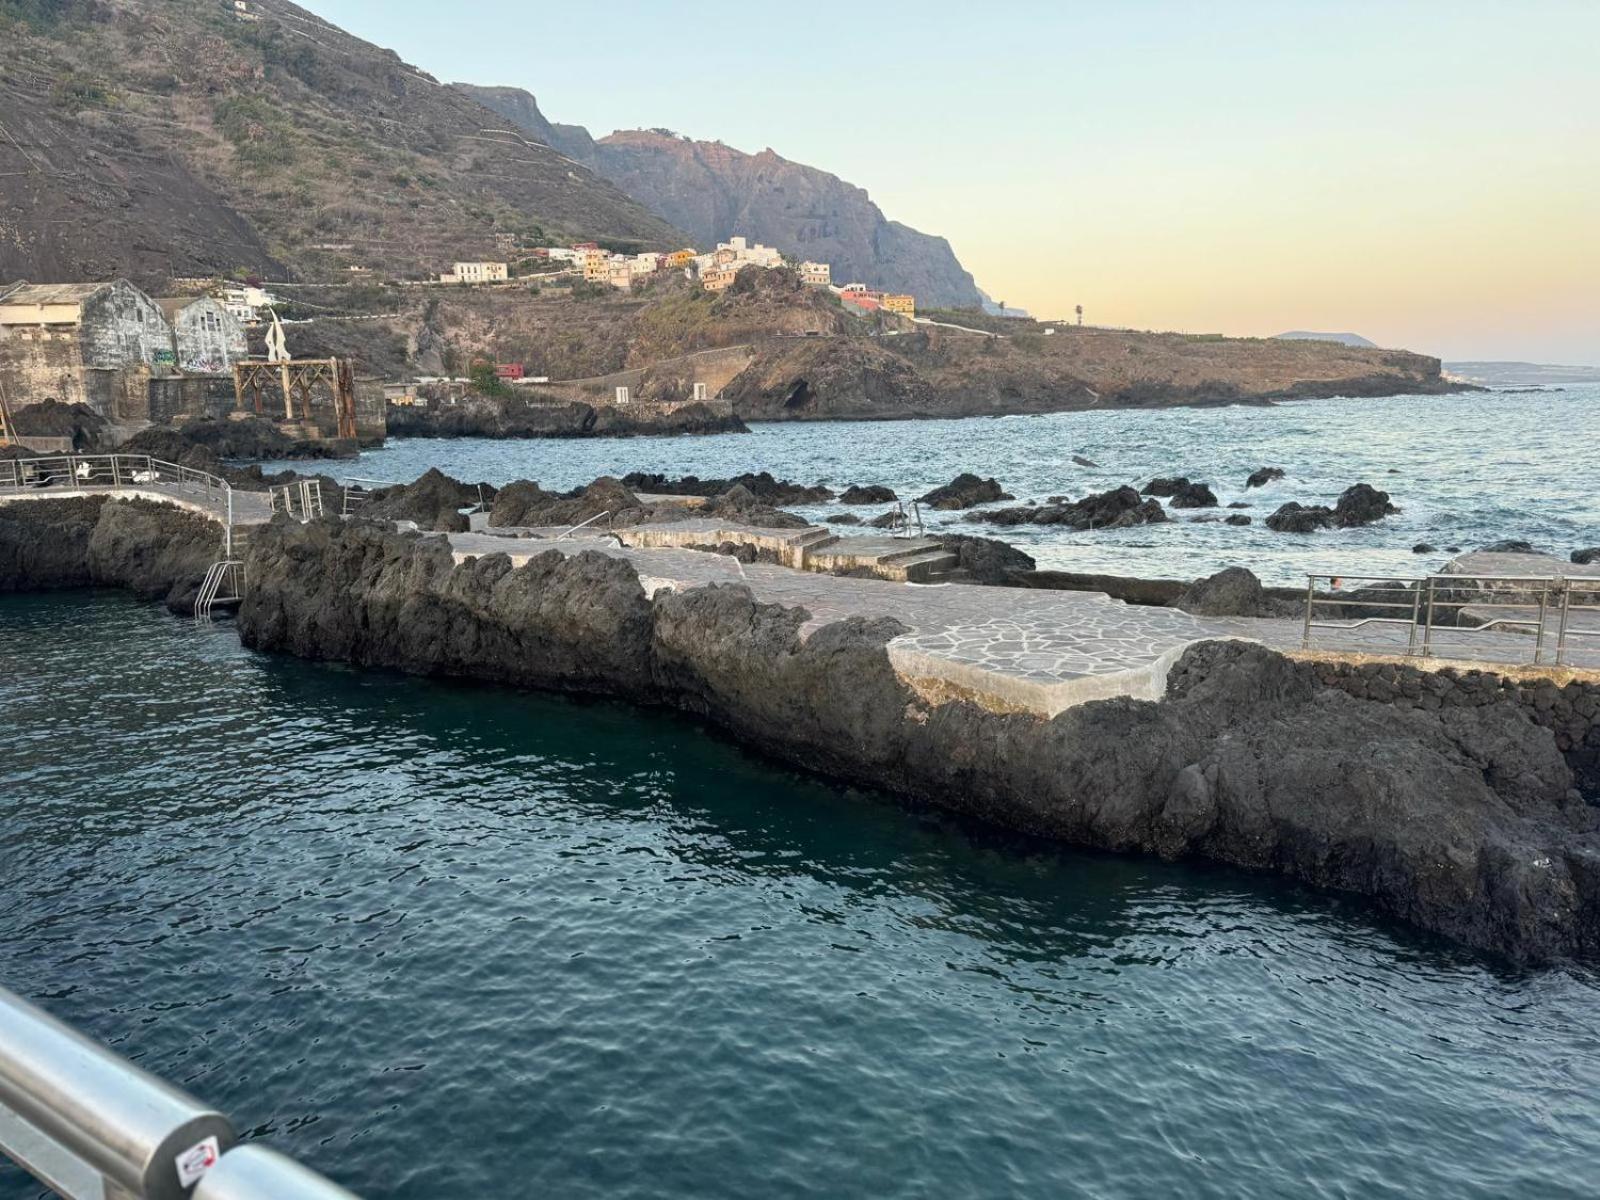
[827, 513, 863, 526]
[363, 469, 492, 533]
[1143, 477, 1218, 508]
[119, 417, 354, 462]
[1414, 543, 1438, 554]
[388, 398, 748, 440]
[0, 496, 105, 590]
[1575, 548, 1600, 566]
[1267, 484, 1399, 533]
[1333, 483, 1400, 527]
[222, 518, 1600, 964]
[7, 401, 115, 451]
[621, 471, 832, 505]
[918, 474, 1012, 511]
[1483, 540, 1538, 554]
[1225, 514, 1252, 526]
[971, 487, 1168, 530]
[933, 535, 1037, 585]
[839, 484, 897, 505]
[1173, 567, 1294, 618]
[0, 495, 218, 612]
[1266, 501, 1334, 534]
[491, 476, 809, 531]
[1245, 467, 1286, 489]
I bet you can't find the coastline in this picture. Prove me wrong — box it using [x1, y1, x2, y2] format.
[2, 494, 1595, 965]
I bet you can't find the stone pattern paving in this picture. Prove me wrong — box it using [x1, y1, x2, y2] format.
[448, 528, 1600, 708]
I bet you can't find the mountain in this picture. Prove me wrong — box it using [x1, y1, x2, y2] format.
[455, 85, 986, 308]
[1275, 331, 1379, 348]
[0, 0, 683, 288]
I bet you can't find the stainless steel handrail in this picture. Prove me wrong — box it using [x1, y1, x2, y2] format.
[0, 453, 237, 555]
[1301, 571, 1598, 666]
[0, 985, 359, 1199]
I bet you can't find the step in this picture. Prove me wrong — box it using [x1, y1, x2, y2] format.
[884, 550, 960, 582]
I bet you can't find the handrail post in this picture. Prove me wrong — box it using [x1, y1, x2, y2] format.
[1301, 575, 1317, 649]
[1533, 581, 1550, 665]
[1554, 581, 1571, 666]
[1421, 577, 1437, 656]
[1406, 581, 1422, 655]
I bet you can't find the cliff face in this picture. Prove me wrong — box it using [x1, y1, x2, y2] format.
[0, 2, 683, 288]
[455, 86, 986, 308]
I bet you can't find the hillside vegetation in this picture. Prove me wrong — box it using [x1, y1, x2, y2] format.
[0, 0, 682, 286]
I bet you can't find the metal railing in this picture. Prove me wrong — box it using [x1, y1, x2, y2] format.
[1302, 572, 1600, 666]
[0, 984, 358, 1199]
[556, 509, 613, 540]
[884, 500, 925, 540]
[0, 453, 238, 555]
[269, 479, 324, 521]
[195, 560, 246, 620]
[336, 477, 405, 519]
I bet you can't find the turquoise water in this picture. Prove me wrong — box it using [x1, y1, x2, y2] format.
[2, 592, 1598, 1198]
[288, 387, 1600, 587]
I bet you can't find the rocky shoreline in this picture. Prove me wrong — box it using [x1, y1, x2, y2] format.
[386, 396, 748, 439]
[0, 490, 1596, 965]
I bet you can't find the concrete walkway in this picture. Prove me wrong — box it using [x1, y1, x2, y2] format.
[447, 528, 1600, 715]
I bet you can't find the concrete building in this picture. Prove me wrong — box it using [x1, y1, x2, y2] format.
[440, 262, 509, 284]
[717, 236, 785, 269]
[665, 249, 697, 269]
[799, 261, 831, 287]
[701, 265, 741, 292]
[882, 294, 916, 318]
[607, 258, 635, 290]
[155, 297, 248, 373]
[0, 280, 171, 417]
[219, 284, 279, 324]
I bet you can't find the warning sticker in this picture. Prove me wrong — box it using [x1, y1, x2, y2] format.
[175, 1136, 221, 1188]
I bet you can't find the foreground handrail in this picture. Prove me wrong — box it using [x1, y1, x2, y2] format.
[1302, 571, 1598, 666]
[0, 985, 358, 1198]
[0, 453, 237, 555]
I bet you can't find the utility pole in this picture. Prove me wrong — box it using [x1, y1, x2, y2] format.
[1076, 304, 1083, 327]
[0, 378, 15, 447]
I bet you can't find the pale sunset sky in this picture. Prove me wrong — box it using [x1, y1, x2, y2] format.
[313, 0, 1598, 363]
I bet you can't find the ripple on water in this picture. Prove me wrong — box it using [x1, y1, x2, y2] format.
[1, 593, 1598, 1199]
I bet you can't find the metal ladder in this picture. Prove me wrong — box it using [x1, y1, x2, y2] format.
[196, 560, 246, 620]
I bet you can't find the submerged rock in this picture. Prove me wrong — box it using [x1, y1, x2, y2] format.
[1245, 466, 1286, 489]
[826, 513, 863, 526]
[918, 473, 1012, 510]
[1225, 514, 1252, 526]
[1482, 539, 1538, 554]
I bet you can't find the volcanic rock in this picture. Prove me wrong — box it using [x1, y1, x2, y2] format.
[918, 473, 1012, 510]
[1143, 477, 1218, 508]
[972, 487, 1168, 530]
[1574, 548, 1600, 565]
[839, 484, 897, 505]
[1245, 466, 1286, 489]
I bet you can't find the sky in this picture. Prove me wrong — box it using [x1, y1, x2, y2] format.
[310, 0, 1599, 363]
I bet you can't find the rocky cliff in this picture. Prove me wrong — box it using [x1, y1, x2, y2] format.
[0, 1, 683, 288]
[456, 86, 986, 308]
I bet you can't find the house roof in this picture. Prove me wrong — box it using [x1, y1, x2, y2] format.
[0, 281, 115, 307]
[154, 296, 211, 322]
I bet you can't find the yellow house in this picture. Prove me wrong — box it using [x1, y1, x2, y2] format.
[882, 294, 916, 318]
[665, 249, 696, 269]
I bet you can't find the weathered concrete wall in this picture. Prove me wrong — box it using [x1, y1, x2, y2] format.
[0, 325, 86, 407]
[147, 374, 239, 425]
[170, 298, 247, 372]
[79, 282, 169, 372]
[1300, 656, 1600, 794]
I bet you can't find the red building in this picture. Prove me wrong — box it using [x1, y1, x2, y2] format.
[495, 363, 524, 380]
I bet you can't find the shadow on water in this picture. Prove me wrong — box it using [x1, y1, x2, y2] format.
[3, 592, 1598, 1200]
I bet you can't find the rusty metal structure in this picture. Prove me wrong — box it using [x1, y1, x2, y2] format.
[232, 358, 357, 440]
